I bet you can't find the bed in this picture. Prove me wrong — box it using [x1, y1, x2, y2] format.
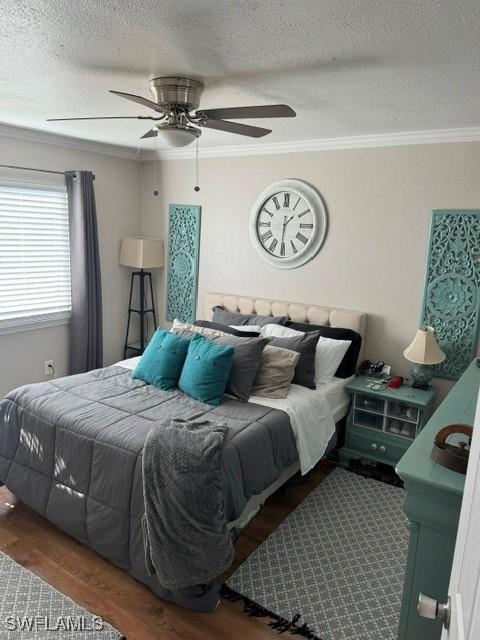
[0, 293, 366, 612]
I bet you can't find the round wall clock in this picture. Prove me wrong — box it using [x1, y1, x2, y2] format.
[249, 179, 328, 269]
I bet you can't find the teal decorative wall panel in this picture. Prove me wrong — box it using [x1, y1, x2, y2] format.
[166, 204, 201, 324]
[421, 210, 480, 380]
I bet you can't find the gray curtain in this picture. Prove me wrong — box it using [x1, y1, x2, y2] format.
[65, 171, 103, 374]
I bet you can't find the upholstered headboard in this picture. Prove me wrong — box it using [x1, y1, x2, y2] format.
[201, 292, 367, 363]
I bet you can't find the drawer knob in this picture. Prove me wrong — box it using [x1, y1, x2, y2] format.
[379, 445, 386, 452]
[370, 443, 378, 450]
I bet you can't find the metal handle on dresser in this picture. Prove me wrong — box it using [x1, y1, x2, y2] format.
[379, 445, 386, 452]
[370, 443, 378, 450]
[417, 593, 450, 630]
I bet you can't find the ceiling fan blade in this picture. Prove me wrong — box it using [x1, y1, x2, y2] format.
[46, 116, 160, 122]
[141, 128, 158, 139]
[201, 119, 271, 138]
[197, 104, 296, 120]
[110, 90, 169, 114]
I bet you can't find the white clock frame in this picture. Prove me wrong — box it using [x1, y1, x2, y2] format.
[249, 179, 328, 269]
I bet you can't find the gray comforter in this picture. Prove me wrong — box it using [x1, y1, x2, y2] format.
[0, 366, 297, 611]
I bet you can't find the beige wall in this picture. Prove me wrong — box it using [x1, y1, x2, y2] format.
[140, 141, 480, 403]
[2, 137, 478, 402]
[0, 135, 140, 396]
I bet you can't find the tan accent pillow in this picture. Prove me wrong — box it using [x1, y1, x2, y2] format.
[251, 345, 300, 399]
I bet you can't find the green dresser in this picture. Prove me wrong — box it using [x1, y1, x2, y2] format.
[396, 359, 480, 640]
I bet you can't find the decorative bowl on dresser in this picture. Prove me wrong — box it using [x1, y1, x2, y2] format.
[339, 376, 436, 469]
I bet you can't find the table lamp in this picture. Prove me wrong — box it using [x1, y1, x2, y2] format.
[119, 237, 164, 357]
[403, 326, 445, 389]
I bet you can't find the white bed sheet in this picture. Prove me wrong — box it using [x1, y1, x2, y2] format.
[322, 375, 354, 422]
[247, 377, 352, 475]
[115, 357, 352, 475]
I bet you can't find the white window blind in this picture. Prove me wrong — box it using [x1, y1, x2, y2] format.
[0, 182, 71, 330]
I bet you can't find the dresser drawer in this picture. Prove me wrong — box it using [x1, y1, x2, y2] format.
[346, 426, 409, 464]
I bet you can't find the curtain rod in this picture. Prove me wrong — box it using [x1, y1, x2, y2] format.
[0, 164, 95, 179]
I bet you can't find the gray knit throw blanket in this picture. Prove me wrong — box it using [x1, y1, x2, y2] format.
[142, 418, 234, 590]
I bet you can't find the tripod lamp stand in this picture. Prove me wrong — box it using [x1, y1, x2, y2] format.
[119, 236, 164, 358]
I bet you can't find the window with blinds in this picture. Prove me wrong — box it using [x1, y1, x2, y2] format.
[0, 182, 71, 329]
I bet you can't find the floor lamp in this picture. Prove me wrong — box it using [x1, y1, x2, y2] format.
[119, 236, 164, 358]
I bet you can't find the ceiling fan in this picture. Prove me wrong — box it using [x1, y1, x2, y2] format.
[47, 76, 296, 147]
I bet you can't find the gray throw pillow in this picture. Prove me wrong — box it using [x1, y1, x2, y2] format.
[214, 334, 270, 401]
[212, 306, 287, 328]
[267, 332, 321, 389]
[251, 345, 300, 399]
[171, 320, 268, 401]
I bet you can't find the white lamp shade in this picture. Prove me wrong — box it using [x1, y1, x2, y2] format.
[119, 237, 164, 269]
[403, 326, 446, 365]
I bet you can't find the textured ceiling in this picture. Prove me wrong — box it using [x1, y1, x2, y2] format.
[1, 0, 480, 151]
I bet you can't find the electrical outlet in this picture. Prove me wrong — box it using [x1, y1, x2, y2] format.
[44, 360, 55, 376]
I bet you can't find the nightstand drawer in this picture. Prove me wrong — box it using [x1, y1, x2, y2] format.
[387, 400, 419, 423]
[385, 417, 416, 439]
[346, 426, 409, 464]
[353, 409, 383, 430]
[354, 393, 385, 414]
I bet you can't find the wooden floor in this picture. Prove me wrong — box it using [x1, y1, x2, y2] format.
[0, 461, 335, 640]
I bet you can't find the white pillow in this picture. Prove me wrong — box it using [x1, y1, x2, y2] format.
[315, 337, 351, 384]
[260, 323, 303, 338]
[261, 323, 351, 384]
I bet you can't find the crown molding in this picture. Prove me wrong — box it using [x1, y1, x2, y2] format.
[2, 121, 480, 163]
[0, 122, 140, 161]
[140, 126, 480, 160]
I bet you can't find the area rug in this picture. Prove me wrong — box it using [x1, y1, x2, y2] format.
[0, 551, 125, 639]
[225, 467, 408, 640]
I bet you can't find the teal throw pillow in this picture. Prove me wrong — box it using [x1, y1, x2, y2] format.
[178, 336, 234, 406]
[132, 329, 194, 390]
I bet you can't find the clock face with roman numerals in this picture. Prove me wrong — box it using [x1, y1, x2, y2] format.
[250, 179, 328, 269]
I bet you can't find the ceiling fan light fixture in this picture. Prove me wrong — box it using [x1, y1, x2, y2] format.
[47, 77, 296, 144]
[155, 124, 201, 147]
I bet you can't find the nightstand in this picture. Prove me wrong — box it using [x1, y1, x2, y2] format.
[339, 377, 436, 469]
